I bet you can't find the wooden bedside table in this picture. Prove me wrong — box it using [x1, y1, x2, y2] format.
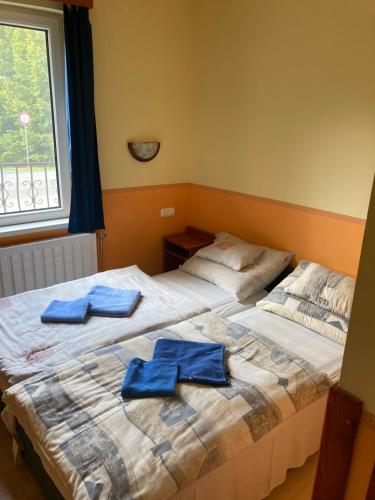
[163, 226, 215, 272]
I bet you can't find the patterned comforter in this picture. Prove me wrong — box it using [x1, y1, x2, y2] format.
[4, 312, 332, 500]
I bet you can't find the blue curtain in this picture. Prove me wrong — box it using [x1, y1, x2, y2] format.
[64, 5, 105, 233]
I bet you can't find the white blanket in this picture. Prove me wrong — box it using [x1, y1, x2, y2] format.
[0, 265, 206, 390]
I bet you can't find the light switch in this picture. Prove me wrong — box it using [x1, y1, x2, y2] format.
[160, 207, 175, 218]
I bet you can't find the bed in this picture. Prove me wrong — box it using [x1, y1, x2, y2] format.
[3, 307, 344, 500]
[0, 262, 272, 439]
[0, 235, 352, 498]
[0, 231, 292, 393]
[0, 265, 207, 392]
[0, 265, 271, 395]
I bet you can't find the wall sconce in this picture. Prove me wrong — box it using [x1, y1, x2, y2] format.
[128, 141, 161, 162]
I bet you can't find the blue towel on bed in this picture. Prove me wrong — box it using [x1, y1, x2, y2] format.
[41, 298, 90, 323]
[153, 339, 229, 386]
[87, 286, 141, 317]
[121, 358, 178, 399]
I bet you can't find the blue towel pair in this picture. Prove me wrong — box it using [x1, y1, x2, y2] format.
[121, 339, 229, 399]
[41, 286, 141, 323]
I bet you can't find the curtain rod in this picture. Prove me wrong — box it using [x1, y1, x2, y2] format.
[0, 1, 63, 14]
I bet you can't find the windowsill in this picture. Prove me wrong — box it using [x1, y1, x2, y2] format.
[0, 218, 69, 238]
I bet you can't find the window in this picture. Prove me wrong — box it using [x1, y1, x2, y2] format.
[0, 5, 70, 227]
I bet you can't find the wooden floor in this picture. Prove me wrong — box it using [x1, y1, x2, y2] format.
[268, 454, 317, 500]
[0, 419, 317, 500]
[0, 420, 43, 500]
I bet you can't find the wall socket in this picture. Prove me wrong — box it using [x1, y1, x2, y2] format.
[160, 207, 175, 218]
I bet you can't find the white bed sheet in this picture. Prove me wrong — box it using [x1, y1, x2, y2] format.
[172, 308, 344, 500]
[154, 269, 267, 317]
[0, 265, 206, 390]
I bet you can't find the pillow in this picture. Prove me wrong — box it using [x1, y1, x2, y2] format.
[283, 262, 355, 320]
[256, 261, 348, 345]
[181, 245, 293, 301]
[196, 239, 263, 271]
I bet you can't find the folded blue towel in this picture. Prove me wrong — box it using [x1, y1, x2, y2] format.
[87, 286, 141, 318]
[41, 298, 90, 323]
[121, 358, 178, 399]
[153, 339, 229, 386]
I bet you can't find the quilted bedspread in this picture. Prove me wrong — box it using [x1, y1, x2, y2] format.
[4, 312, 332, 500]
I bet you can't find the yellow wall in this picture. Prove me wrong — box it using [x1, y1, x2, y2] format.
[339, 180, 375, 499]
[340, 181, 375, 414]
[91, 0, 375, 219]
[90, 0, 194, 190]
[192, 0, 375, 219]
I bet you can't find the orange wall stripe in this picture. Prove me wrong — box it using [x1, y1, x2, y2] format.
[101, 184, 189, 275]
[191, 183, 366, 225]
[188, 184, 365, 276]
[0, 183, 366, 276]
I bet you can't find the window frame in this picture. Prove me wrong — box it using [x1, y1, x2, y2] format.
[0, 5, 70, 227]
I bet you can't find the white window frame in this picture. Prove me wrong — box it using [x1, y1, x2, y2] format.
[0, 4, 70, 227]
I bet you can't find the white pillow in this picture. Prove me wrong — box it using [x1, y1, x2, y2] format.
[284, 262, 355, 320]
[181, 245, 293, 301]
[196, 239, 263, 271]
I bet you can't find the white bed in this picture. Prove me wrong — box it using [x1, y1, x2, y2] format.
[0, 266, 266, 394]
[155, 269, 267, 318]
[0, 265, 207, 391]
[4, 307, 343, 500]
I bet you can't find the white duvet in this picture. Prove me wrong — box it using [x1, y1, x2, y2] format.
[0, 265, 206, 390]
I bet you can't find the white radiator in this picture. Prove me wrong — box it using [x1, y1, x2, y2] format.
[0, 233, 98, 298]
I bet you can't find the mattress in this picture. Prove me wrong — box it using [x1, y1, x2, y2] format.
[0, 265, 206, 390]
[3, 308, 343, 500]
[154, 269, 267, 317]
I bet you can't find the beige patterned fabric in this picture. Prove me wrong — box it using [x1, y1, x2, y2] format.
[257, 261, 349, 345]
[4, 312, 331, 500]
[196, 239, 263, 271]
[181, 246, 293, 301]
[284, 262, 355, 320]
